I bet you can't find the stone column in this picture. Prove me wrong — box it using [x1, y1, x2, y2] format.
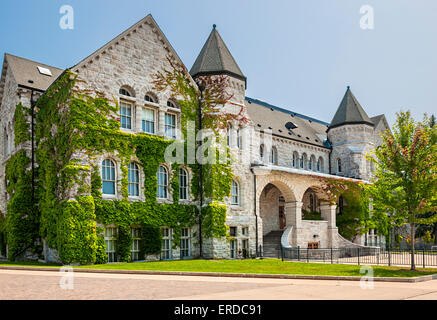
[284, 201, 303, 246]
[320, 202, 338, 248]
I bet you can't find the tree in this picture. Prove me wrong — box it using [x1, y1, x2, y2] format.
[367, 111, 437, 270]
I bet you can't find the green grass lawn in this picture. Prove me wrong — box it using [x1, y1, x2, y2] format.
[1, 259, 436, 278]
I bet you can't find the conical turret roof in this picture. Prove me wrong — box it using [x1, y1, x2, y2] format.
[329, 87, 374, 129]
[190, 25, 246, 85]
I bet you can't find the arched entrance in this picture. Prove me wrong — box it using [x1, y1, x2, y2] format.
[259, 183, 286, 235]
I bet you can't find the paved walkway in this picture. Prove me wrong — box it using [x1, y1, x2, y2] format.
[0, 269, 437, 300]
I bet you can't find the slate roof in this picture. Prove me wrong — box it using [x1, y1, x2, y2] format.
[245, 97, 331, 148]
[329, 87, 374, 129]
[190, 25, 246, 85]
[3, 53, 63, 91]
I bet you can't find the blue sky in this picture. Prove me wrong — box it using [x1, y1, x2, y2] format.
[1, 0, 436, 126]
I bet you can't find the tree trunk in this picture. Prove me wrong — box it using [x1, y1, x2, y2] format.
[411, 222, 416, 271]
[434, 223, 437, 245]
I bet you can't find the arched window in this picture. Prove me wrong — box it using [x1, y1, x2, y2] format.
[270, 147, 278, 165]
[292, 152, 299, 168]
[301, 153, 307, 169]
[167, 100, 178, 109]
[119, 88, 132, 97]
[317, 157, 323, 172]
[337, 159, 342, 173]
[260, 144, 265, 162]
[179, 168, 188, 200]
[128, 163, 139, 197]
[145, 94, 155, 103]
[308, 157, 313, 171]
[157, 166, 168, 199]
[231, 180, 239, 205]
[102, 159, 116, 195]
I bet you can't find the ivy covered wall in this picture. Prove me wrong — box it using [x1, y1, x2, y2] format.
[2, 70, 233, 264]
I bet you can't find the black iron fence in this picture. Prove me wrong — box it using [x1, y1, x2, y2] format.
[260, 245, 437, 268]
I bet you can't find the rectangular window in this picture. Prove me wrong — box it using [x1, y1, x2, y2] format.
[242, 239, 249, 258]
[142, 108, 155, 134]
[164, 113, 176, 139]
[120, 102, 132, 130]
[230, 239, 237, 259]
[180, 228, 190, 258]
[105, 227, 117, 263]
[131, 228, 141, 261]
[242, 227, 249, 237]
[161, 227, 171, 260]
[230, 227, 237, 237]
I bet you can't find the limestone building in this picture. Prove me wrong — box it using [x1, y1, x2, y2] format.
[0, 15, 389, 263]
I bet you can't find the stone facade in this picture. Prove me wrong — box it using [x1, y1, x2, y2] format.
[0, 14, 390, 262]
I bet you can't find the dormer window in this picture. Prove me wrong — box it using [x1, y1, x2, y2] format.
[145, 95, 155, 103]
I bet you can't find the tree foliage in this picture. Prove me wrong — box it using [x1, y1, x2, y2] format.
[367, 111, 437, 269]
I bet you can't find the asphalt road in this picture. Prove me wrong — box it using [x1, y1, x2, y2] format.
[0, 269, 437, 300]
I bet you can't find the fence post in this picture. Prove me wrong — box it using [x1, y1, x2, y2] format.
[357, 247, 360, 265]
[423, 249, 425, 269]
[297, 246, 300, 261]
[388, 247, 391, 266]
[331, 247, 333, 264]
[260, 245, 263, 260]
[307, 248, 309, 263]
[281, 246, 284, 262]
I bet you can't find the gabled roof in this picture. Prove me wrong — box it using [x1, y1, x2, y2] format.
[329, 86, 374, 130]
[190, 25, 246, 85]
[0, 53, 63, 103]
[73, 14, 185, 73]
[245, 97, 330, 148]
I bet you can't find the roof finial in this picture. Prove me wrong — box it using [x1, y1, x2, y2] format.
[213, 24, 216, 30]
[347, 85, 350, 90]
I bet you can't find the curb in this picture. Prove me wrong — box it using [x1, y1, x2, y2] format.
[1, 265, 436, 283]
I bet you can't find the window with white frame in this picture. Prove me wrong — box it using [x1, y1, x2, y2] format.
[242, 227, 249, 237]
[161, 227, 171, 260]
[167, 100, 178, 109]
[128, 162, 139, 197]
[120, 102, 132, 130]
[119, 88, 132, 97]
[180, 227, 190, 258]
[231, 180, 239, 205]
[102, 159, 116, 195]
[145, 94, 155, 103]
[179, 168, 188, 200]
[164, 113, 176, 139]
[142, 108, 155, 134]
[236, 127, 242, 149]
[105, 227, 117, 263]
[242, 239, 249, 258]
[131, 227, 141, 261]
[157, 166, 168, 199]
[230, 239, 237, 258]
